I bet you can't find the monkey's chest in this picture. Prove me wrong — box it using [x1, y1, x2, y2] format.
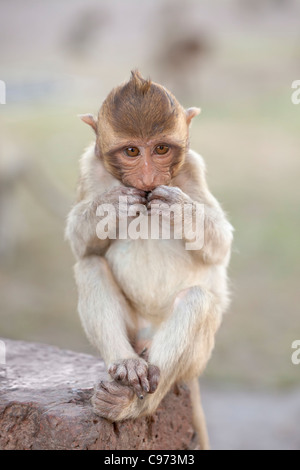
[105, 239, 194, 319]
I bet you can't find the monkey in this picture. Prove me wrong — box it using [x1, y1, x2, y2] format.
[66, 70, 233, 450]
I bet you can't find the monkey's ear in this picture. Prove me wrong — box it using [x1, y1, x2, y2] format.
[185, 107, 201, 126]
[78, 114, 98, 133]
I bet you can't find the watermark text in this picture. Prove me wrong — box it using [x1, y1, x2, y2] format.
[291, 340, 300, 365]
[0, 80, 6, 104]
[291, 80, 300, 105]
[96, 197, 205, 250]
[0, 340, 6, 365]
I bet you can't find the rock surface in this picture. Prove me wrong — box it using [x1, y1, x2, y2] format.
[0, 338, 194, 450]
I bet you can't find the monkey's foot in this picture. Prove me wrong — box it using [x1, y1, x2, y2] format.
[91, 380, 135, 421]
[108, 358, 160, 399]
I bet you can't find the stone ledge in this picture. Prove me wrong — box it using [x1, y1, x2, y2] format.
[0, 338, 194, 450]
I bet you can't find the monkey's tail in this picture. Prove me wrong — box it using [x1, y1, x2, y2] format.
[187, 378, 211, 451]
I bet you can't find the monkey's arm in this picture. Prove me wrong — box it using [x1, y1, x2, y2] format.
[148, 184, 233, 265]
[66, 186, 147, 259]
[199, 201, 233, 265]
[66, 198, 110, 258]
[147, 149, 233, 265]
[184, 150, 234, 264]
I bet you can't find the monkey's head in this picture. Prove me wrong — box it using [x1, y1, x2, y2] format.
[80, 71, 200, 191]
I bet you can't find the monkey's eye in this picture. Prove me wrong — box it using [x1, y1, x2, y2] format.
[125, 147, 140, 157]
[155, 145, 169, 155]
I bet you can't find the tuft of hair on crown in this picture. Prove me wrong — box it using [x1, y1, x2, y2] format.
[130, 69, 152, 95]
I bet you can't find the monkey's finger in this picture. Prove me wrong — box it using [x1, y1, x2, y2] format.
[137, 198, 148, 205]
[127, 368, 144, 398]
[135, 363, 150, 394]
[125, 187, 147, 197]
[98, 380, 134, 399]
[112, 364, 128, 382]
[140, 375, 150, 393]
[127, 196, 147, 205]
[147, 365, 160, 393]
[148, 188, 170, 201]
[139, 347, 148, 359]
[147, 199, 165, 208]
[94, 390, 117, 406]
[108, 363, 118, 375]
[147, 202, 170, 215]
[134, 189, 147, 197]
[99, 380, 109, 390]
[98, 380, 119, 395]
[148, 194, 169, 203]
[96, 381, 118, 403]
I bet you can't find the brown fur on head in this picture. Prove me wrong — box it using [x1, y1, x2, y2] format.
[100, 70, 180, 139]
[80, 70, 200, 190]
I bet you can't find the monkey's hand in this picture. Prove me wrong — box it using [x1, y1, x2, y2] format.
[108, 358, 160, 399]
[97, 186, 147, 218]
[148, 185, 192, 206]
[147, 185, 192, 221]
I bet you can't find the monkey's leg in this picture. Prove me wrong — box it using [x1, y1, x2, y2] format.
[74, 255, 137, 364]
[75, 256, 159, 418]
[140, 286, 221, 448]
[187, 377, 211, 451]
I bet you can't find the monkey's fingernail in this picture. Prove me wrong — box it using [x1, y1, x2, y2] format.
[140, 347, 147, 357]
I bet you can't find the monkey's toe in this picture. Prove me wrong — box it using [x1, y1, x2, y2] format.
[92, 380, 135, 421]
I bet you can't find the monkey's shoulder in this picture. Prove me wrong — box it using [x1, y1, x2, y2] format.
[186, 149, 206, 169]
[77, 144, 120, 198]
[183, 149, 206, 174]
[172, 149, 206, 192]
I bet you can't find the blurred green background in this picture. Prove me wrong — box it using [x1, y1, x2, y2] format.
[0, 0, 299, 397]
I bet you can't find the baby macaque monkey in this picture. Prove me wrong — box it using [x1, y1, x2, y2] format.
[66, 71, 233, 450]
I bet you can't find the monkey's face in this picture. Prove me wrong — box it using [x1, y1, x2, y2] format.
[118, 140, 178, 191]
[80, 71, 200, 189]
[102, 131, 188, 191]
